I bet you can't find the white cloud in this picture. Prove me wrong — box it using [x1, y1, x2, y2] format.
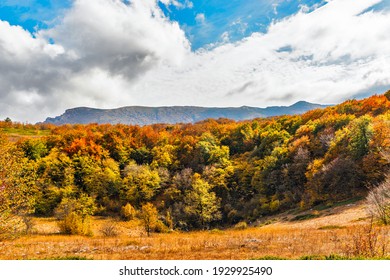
[129, 0, 390, 106]
[0, 0, 190, 122]
[185, 1, 194, 9]
[160, 0, 193, 9]
[195, 13, 206, 24]
[42, 0, 190, 76]
[1, 0, 390, 123]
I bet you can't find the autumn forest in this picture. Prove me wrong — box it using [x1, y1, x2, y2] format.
[1, 93, 390, 245]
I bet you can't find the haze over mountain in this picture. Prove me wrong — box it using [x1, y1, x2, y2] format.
[43, 101, 328, 125]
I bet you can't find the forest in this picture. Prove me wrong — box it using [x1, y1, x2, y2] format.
[1, 92, 390, 238]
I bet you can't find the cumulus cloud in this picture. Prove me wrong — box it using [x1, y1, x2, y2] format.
[131, 0, 390, 106]
[0, 0, 390, 123]
[42, 0, 190, 76]
[0, 0, 190, 122]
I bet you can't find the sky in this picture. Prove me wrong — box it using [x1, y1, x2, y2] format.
[0, 0, 390, 123]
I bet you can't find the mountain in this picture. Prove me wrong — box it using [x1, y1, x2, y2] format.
[43, 101, 328, 125]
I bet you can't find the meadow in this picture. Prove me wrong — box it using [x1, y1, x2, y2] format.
[1, 199, 389, 260]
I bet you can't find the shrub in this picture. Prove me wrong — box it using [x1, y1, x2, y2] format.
[100, 222, 120, 237]
[121, 203, 137, 221]
[55, 195, 96, 236]
[165, 210, 173, 230]
[209, 228, 224, 234]
[290, 213, 319, 221]
[342, 220, 387, 258]
[154, 220, 169, 233]
[366, 176, 390, 225]
[233, 221, 248, 230]
[270, 199, 280, 212]
[58, 213, 92, 236]
[22, 216, 36, 235]
[317, 225, 345, 230]
[54, 195, 96, 220]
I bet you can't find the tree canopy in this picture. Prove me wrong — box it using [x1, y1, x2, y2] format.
[1, 93, 390, 232]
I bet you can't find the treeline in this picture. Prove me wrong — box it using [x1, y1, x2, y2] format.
[1, 93, 390, 232]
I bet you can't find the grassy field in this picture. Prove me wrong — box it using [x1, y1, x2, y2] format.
[1, 127, 51, 142]
[1, 200, 389, 260]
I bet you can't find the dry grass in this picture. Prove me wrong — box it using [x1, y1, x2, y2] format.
[1, 201, 389, 260]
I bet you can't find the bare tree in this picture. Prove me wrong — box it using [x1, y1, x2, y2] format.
[366, 149, 390, 225]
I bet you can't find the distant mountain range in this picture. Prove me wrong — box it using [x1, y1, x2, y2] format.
[43, 101, 329, 125]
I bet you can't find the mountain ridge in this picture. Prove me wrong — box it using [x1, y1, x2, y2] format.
[43, 101, 329, 125]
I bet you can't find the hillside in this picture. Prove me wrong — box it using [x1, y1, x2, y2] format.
[1, 92, 390, 242]
[43, 101, 328, 125]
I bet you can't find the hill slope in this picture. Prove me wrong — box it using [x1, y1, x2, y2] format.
[43, 101, 328, 125]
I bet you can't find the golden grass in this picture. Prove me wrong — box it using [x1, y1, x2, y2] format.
[1, 201, 389, 260]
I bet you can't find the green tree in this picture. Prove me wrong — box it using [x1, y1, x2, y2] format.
[151, 144, 176, 169]
[184, 174, 221, 228]
[347, 116, 373, 159]
[253, 126, 290, 158]
[130, 147, 153, 165]
[196, 133, 230, 167]
[121, 163, 161, 207]
[38, 149, 74, 188]
[81, 158, 122, 207]
[34, 149, 75, 216]
[328, 116, 373, 160]
[20, 139, 48, 161]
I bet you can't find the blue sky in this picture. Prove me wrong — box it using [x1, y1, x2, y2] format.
[0, 0, 390, 122]
[1, 0, 326, 49]
[0, 0, 72, 33]
[159, 0, 327, 49]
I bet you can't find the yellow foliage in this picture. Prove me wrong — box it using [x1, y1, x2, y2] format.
[58, 212, 92, 236]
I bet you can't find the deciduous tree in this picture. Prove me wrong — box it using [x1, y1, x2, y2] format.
[0, 136, 34, 239]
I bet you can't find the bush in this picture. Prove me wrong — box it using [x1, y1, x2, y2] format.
[100, 222, 120, 237]
[121, 203, 137, 221]
[54, 195, 96, 220]
[154, 220, 169, 233]
[55, 195, 96, 236]
[270, 200, 280, 212]
[366, 176, 390, 225]
[342, 221, 387, 259]
[290, 213, 319, 221]
[58, 212, 92, 236]
[209, 228, 224, 234]
[22, 216, 36, 235]
[233, 221, 248, 230]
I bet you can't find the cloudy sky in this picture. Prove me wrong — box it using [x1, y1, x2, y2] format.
[0, 0, 390, 123]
